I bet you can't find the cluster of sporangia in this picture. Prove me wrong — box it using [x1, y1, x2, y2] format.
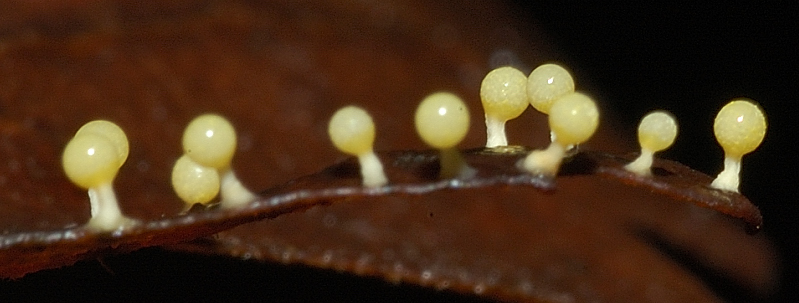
[61, 63, 767, 233]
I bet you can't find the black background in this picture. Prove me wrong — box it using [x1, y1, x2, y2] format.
[524, 3, 797, 302]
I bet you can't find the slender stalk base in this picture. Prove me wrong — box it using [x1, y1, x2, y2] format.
[86, 182, 134, 232]
[624, 149, 655, 176]
[440, 148, 476, 179]
[485, 116, 507, 148]
[710, 156, 742, 193]
[220, 169, 258, 209]
[522, 142, 566, 177]
[358, 152, 388, 188]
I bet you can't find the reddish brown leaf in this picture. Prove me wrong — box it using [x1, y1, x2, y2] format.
[0, 148, 774, 301]
[0, 0, 780, 302]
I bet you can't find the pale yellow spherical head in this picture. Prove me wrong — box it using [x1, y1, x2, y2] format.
[182, 114, 237, 169]
[713, 99, 767, 158]
[415, 92, 471, 149]
[527, 63, 575, 114]
[480, 66, 528, 121]
[75, 120, 129, 168]
[637, 111, 678, 152]
[62, 133, 121, 189]
[328, 106, 376, 156]
[549, 92, 599, 146]
[172, 155, 220, 204]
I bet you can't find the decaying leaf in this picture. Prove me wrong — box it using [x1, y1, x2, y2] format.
[0, 147, 775, 301]
[0, 0, 780, 302]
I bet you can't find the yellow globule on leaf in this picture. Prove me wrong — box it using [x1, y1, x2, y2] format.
[713, 100, 767, 159]
[415, 92, 471, 149]
[480, 66, 528, 121]
[637, 111, 678, 152]
[75, 120, 129, 167]
[62, 133, 121, 189]
[527, 63, 575, 114]
[182, 114, 237, 169]
[172, 155, 220, 204]
[328, 106, 376, 156]
[549, 92, 599, 146]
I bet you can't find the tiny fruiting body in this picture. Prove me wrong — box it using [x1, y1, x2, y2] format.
[526, 63, 575, 115]
[415, 92, 475, 179]
[182, 114, 237, 170]
[527, 63, 577, 144]
[62, 120, 134, 232]
[480, 66, 528, 148]
[625, 111, 678, 176]
[710, 99, 767, 192]
[175, 114, 256, 208]
[328, 106, 388, 188]
[172, 155, 221, 205]
[63, 134, 121, 189]
[75, 120, 130, 168]
[523, 92, 599, 176]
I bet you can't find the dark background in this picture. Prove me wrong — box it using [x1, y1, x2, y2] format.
[2, 3, 795, 302]
[523, 3, 797, 302]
